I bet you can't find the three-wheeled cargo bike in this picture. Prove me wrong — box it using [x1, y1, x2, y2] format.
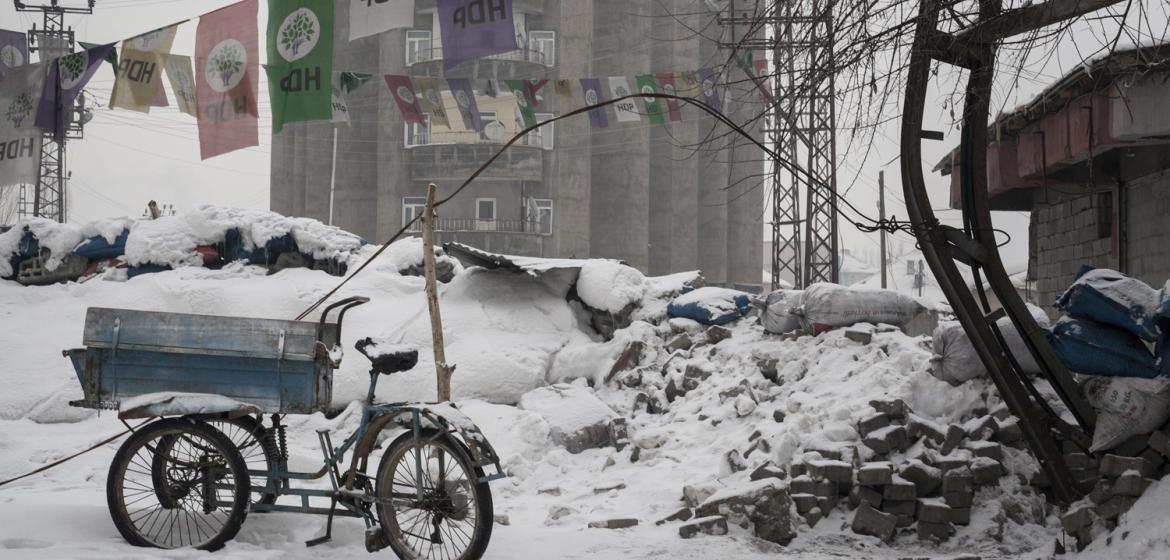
[64, 296, 504, 559]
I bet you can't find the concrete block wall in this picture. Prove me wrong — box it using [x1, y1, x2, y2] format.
[1032, 191, 1116, 308]
[1125, 168, 1170, 290]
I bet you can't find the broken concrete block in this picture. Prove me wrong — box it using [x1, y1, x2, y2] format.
[858, 462, 893, 486]
[907, 414, 947, 444]
[518, 384, 616, 454]
[993, 418, 1022, 443]
[1110, 472, 1154, 497]
[851, 503, 897, 541]
[963, 415, 998, 441]
[750, 462, 788, 482]
[809, 460, 854, 484]
[941, 424, 966, 455]
[965, 440, 1005, 462]
[758, 358, 780, 384]
[858, 412, 891, 437]
[917, 520, 955, 542]
[852, 486, 883, 509]
[656, 508, 693, 525]
[916, 499, 952, 523]
[1099, 454, 1155, 479]
[804, 507, 824, 528]
[942, 467, 974, 495]
[678, 515, 728, 538]
[816, 495, 839, 513]
[868, 399, 908, 421]
[792, 493, 818, 514]
[882, 475, 917, 501]
[695, 479, 796, 545]
[900, 460, 943, 496]
[667, 333, 694, 351]
[1088, 479, 1112, 505]
[969, 457, 1004, 485]
[1061, 506, 1097, 533]
[704, 325, 732, 345]
[863, 425, 908, 455]
[844, 330, 873, 344]
[588, 518, 639, 529]
[683, 482, 721, 508]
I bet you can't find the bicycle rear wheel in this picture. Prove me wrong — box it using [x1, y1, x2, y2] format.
[375, 429, 494, 560]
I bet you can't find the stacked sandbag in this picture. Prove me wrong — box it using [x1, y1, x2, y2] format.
[1082, 376, 1170, 452]
[929, 304, 1051, 385]
[667, 287, 753, 326]
[1049, 317, 1161, 379]
[796, 283, 926, 333]
[761, 290, 803, 335]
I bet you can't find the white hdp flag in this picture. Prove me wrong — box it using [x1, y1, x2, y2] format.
[608, 76, 641, 122]
[350, 0, 415, 41]
[0, 62, 46, 188]
[331, 86, 349, 123]
[164, 54, 197, 117]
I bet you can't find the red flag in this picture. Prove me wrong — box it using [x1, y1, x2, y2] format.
[195, 0, 259, 160]
[384, 75, 425, 125]
[655, 72, 682, 122]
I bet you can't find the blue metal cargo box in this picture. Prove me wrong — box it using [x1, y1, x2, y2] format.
[66, 306, 346, 415]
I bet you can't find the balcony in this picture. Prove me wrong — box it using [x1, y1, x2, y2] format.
[408, 142, 544, 182]
[408, 46, 550, 67]
[408, 218, 546, 235]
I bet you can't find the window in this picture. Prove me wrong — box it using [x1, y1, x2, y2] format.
[534, 199, 553, 235]
[406, 30, 432, 65]
[529, 31, 555, 66]
[1096, 191, 1113, 240]
[476, 198, 497, 231]
[531, 113, 554, 149]
[404, 115, 431, 147]
[403, 197, 426, 231]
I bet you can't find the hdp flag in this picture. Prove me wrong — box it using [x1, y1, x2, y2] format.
[0, 61, 45, 188]
[165, 54, 197, 117]
[698, 67, 720, 110]
[0, 29, 28, 79]
[503, 79, 535, 127]
[350, 0, 415, 41]
[413, 77, 450, 128]
[331, 71, 372, 124]
[447, 78, 482, 132]
[437, 0, 517, 70]
[554, 79, 572, 101]
[607, 77, 640, 123]
[655, 72, 682, 122]
[384, 75, 425, 125]
[635, 74, 664, 125]
[195, 0, 259, 160]
[579, 78, 607, 129]
[35, 43, 113, 143]
[268, 0, 333, 134]
[679, 70, 701, 97]
[110, 24, 178, 113]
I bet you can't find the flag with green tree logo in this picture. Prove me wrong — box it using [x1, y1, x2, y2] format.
[267, 0, 333, 133]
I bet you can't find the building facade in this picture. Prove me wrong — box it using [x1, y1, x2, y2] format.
[270, 0, 765, 285]
[937, 45, 1170, 308]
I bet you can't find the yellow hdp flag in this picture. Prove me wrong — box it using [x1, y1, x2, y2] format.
[413, 76, 450, 129]
[109, 24, 179, 112]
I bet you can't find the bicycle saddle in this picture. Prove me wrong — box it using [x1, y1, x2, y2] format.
[354, 337, 419, 375]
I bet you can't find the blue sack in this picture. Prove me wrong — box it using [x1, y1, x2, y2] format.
[16, 227, 40, 258]
[247, 233, 298, 265]
[1055, 266, 1162, 341]
[1049, 316, 1160, 378]
[72, 228, 129, 260]
[127, 263, 169, 279]
[667, 287, 752, 326]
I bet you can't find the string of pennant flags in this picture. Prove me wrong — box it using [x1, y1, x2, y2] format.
[0, 0, 771, 188]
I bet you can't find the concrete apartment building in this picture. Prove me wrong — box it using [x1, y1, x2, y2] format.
[937, 45, 1170, 308]
[270, 0, 765, 286]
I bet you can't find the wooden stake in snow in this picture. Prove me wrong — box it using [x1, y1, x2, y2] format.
[421, 183, 454, 401]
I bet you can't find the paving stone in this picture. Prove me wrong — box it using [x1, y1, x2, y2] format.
[949, 507, 971, 525]
[704, 325, 732, 345]
[851, 503, 897, 541]
[667, 333, 694, 351]
[679, 515, 728, 538]
[963, 415, 998, 441]
[942, 467, 974, 495]
[993, 418, 1023, 443]
[816, 495, 839, 513]
[917, 520, 955, 542]
[855, 486, 883, 509]
[907, 414, 947, 444]
[881, 499, 916, 517]
[863, 425, 908, 455]
[1088, 479, 1112, 505]
[969, 457, 1004, 485]
[1148, 431, 1170, 459]
[1094, 496, 1138, 520]
[655, 508, 693, 525]
[1112, 434, 1149, 457]
[804, 507, 824, 528]
[789, 462, 807, 477]
[750, 462, 788, 482]
[944, 491, 974, 508]
[792, 493, 818, 514]
[858, 463, 893, 486]
[900, 460, 943, 496]
[844, 330, 873, 344]
[1110, 472, 1154, 497]
[895, 514, 915, 528]
[941, 424, 966, 455]
[883, 475, 917, 501]
[868, 399, 908, 421]
[1099, 454, 1155, 479]
[1061, 505, 1096, 533]
[588, 518, 639, 529]
[809, 460, 854, 483]
[1140, 447, 1166, 470]
[965, 440, 1005, 462]
[858, 412, 891, 437]
[695, 480, 796, 545]
[916, 499, 951, 523]
[930, 454, 970, 473]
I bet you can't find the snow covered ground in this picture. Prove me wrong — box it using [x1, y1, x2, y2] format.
[1, 238, 1169, 559]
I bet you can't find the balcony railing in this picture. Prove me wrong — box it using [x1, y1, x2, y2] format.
[406, 131, 548, 149]
[408, 218, 548, 235]
[407, 46, 549, 67]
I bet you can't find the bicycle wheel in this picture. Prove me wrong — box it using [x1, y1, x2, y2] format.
[375, 429, 494, 560]
[207, 416, 280, 505]
[107, 417, 250, 550]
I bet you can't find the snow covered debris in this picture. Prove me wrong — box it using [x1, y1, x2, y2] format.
[118, 392, 262, 418]
[0, 218, 84, 277]
[576, 260, 645, 314]
[518, 384, 617, 453]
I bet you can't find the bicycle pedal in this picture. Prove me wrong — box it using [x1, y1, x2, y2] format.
[365, 527, 391, 553]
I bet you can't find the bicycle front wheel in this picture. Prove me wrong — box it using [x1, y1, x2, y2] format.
[375, 429, 494, 560]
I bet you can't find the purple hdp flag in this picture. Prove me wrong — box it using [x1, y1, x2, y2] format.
[579, 78, 608, 129]
[0, 29, 29, 78]
[437, 0, 518, 71]
[446, 78, 483, 132]
[697, 67, 721, 110]
[35, 43, 114, 142]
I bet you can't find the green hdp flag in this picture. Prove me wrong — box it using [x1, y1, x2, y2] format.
[635, 74, 664, 125]
[267, 0, 333, 133]
[339, 71, 372, 94]
[79, 40, 119, 72]
[503, 79, 536, 128]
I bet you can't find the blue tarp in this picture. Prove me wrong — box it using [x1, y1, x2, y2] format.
[247, 233, 298, 265]
[1055, 266, 1162, 341]
[127, 264, 170, 279]
[1050, 316, 1161, 378]
[72, 228, 129, 260]
[667, 287, 753, 326]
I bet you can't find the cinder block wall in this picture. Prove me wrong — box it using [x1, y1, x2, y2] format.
[1126, 168, 1170, 291]
[1032, 192, 1116, 309]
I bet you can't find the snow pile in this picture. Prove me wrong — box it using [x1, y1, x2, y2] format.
[0, 218, 85, 277]
[576, 260, 645, 314]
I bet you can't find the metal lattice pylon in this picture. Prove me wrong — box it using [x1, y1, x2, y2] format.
[796, 0, 838, 287]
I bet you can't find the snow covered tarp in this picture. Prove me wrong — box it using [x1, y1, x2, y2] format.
[796, 283, 926, 332]
[1049, 316, 1161, 378]
[1055, 266, 1163, 341]
[929, 304, 1051, 385]
[667, 287, 753, 326]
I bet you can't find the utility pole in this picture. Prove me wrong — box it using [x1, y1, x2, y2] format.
[15, 0, 96, 223]
[879, 170, 887, 289]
